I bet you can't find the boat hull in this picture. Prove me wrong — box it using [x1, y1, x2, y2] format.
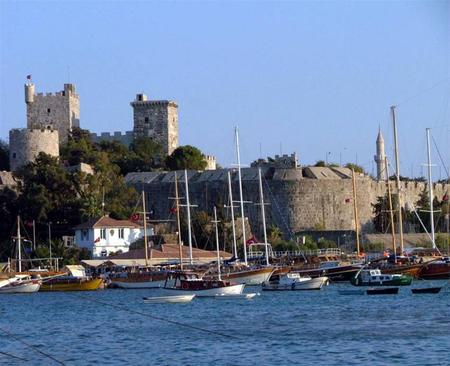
[418, 262, 450, 280]
[351, 275, 412, 287]
[163, 283, 245, 297]
[263, 276, 328, 291]
[0, 282, 41, 294]
[41, 278, 103, 292]
[219, 267, 274, 285]
[367, 287, 399, 295]
[111, 278, 169, 289]
[143, 295, 195, 303]
[294, 265, 362, 282]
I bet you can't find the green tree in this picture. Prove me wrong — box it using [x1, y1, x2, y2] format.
[0, 139, 9, 171]
[345, 163, 365, 174]
[129, 137, 164, 172]
[166, 145, 207, 171]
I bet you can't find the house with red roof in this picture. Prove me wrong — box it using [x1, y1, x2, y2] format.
[74, 216, 151, 258]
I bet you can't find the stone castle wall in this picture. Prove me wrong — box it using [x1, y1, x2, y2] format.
[131, 94, 178, 155]
[9, 128, 59, 171]
[125, 168, 450, 238]
[26, 83, 80, 143]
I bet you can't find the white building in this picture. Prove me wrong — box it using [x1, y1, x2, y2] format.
[74, 216, 150, 258]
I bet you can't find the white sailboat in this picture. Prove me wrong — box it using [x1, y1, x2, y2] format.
[0, 216, 41, 294]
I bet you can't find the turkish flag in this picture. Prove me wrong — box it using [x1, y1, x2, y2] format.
[246, 235, 257, 246]
[443, 194, 449, 202]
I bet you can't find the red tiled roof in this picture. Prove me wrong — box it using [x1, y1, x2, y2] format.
[110, 244, 231, 260]
[74, 216, 142, 230]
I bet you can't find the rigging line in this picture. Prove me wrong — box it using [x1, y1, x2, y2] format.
[396, 76, 450, 107]
[64, 293, 239, 340]
[0, 350, 28, 362]
[431, 135, 450, 180]
[0, 327, 65, 365]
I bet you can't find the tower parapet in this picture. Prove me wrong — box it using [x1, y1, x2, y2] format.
[25, 82, 80, 143]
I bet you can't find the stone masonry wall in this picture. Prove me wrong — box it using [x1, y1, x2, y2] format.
[126, 169, 450, 239]
[9, 128, 59, 171]
[131, 96, 178, 156]
[26, 84, 79, 143]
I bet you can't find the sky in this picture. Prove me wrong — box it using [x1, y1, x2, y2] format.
[0, 0, 449, 179]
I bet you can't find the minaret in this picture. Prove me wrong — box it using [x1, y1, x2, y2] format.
[374, 128, 387, 180]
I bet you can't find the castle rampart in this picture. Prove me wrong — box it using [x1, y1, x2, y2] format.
[125, 167, 450, 239]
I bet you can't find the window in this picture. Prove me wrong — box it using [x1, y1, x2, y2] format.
[110, 229, 115, 236]
[47, 108, 51, 113]
[81, 229, 88, 240]
[119, 228, 124, 239]
[144, 117, 149, 123]
[100, 229, 106, 239]
[12, 153, 16, 158]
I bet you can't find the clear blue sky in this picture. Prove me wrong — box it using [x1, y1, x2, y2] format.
[1, 1, 449, 178]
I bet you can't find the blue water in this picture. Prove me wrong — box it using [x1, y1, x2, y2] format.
[1, 282, 449, 366]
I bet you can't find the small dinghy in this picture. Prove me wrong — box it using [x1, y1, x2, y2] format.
[338, 289, 365, 296]
[143, 294, 195, 304]
[366, 287, 399, 295]
[411, 287, 442, 294]
[213, 293, 258, 300]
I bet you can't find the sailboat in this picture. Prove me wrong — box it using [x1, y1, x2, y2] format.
[162, 207, 245, 297]
[109, 190, 172, 289]
[0, 216, 41, 294]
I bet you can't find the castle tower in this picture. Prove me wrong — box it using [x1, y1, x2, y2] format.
[374, 128, 387, 180]
[130, 93, 178, 156]
[9, 128, 60, 171]
[25, 82, 80, 143]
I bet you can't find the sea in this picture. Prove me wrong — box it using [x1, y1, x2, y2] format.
[1, 281, 449, 366]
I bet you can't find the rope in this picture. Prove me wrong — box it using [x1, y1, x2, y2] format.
[66, 293, 239, 340]
[0, 326, 64, 365]
[431, 135, 450, 180]
[0, 350, 28, 362]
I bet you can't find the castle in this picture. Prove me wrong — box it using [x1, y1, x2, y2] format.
[8, 79, 216, 170]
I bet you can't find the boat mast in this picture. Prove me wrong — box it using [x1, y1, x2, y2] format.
[351, 168, 361, 256]
[174, 172, 183, 270]
[235, 127, 248, 265]
[17, 215, 22, 272]
[258, 168, 270, 266]
[142, 191, 149, 267]
[184, 169, 193, 265]
[227, 171, 238, 258]
[391, 106, 405, 254]
[385, 157, 397, 259]
[426, 128, 436, 249]
[213, 206, 222, 280]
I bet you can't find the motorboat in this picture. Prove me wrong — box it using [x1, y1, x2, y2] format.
[0, 274, 41, 294]
[351, 269, 412, 286]
[142, 294, 195, 304]
[338, 289, 365, 295]
[262, 272, 329, 291]
[162, 271, 244, 297]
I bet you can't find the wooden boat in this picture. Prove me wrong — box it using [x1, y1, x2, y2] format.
[418, 259, 450, 280]
[41, 277, 103, 292]
[0, 275, 41, 294]
[376, 263, 422, 278]
[262, 272, 328, 291]
[213, 293, 258, 300]
[142, 294, 195, 303]
[338, 289, 365, 295]
[162, 271, 245, 297]
[351, 269, 412, 286]
[109, 270, 173, 289]
[366, 287, 399, 295]
[411, 287, 442, 294]
[293, 261, 363, 282]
